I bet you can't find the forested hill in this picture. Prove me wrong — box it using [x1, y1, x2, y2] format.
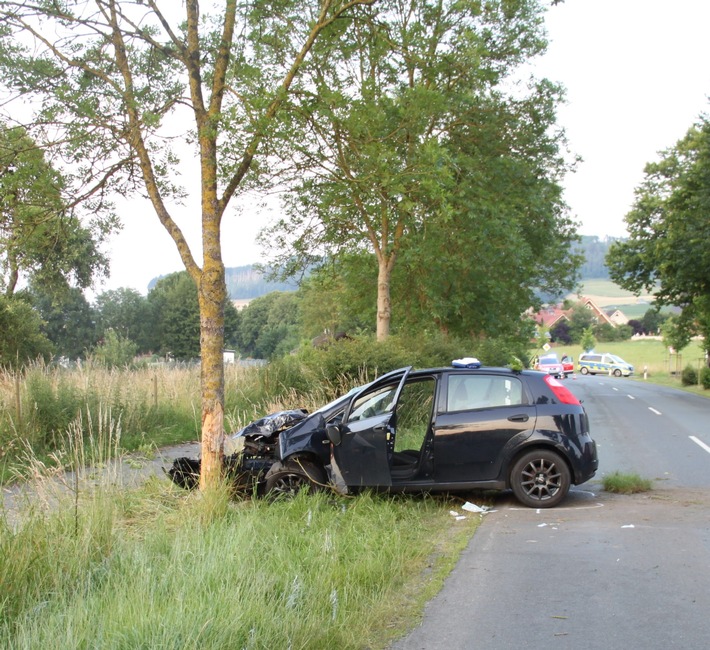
[225, 266, 298, 299]
[148, 265, 298, 299]
[150, 237, 619, 299]
[575, 235, 622, 279]
[227, 237, 619, 298]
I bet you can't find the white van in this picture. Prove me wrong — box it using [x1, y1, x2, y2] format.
[578, 352, 634, 377]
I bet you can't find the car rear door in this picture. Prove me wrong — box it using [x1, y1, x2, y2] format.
[432, 372, 536, 482]
[331, 367, 411, 487]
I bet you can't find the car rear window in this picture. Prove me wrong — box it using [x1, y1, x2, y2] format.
[447, 375, 523, 411]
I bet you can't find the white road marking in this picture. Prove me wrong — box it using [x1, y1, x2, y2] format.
[628, 395, 635, 400]
[690, 436, 710, 455]
[649, 407, 662, 415]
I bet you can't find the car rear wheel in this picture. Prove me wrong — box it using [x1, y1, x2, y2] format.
[510, 449, 570, 508]
[580, 367, 589, 375]
[264, 459, 327, 498]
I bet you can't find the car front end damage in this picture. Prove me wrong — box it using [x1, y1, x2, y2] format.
[168, 409, 319, 493]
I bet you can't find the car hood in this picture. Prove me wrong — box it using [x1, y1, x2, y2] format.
[231, 409, 309, 441]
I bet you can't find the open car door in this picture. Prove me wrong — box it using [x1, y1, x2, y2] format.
[329, 367, 412, 488]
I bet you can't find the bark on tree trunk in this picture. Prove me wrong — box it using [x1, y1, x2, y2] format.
[197, 259, 227, 490]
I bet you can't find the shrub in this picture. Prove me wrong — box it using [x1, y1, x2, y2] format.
[266, 332, 531, 395]
[90, 329, 138, 368]
[681, 364, 698, 386]
[701, 366, 710, 390]
[602, 471, 652, 494]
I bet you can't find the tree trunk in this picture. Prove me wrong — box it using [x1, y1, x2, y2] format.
[376, 258, 392, 341]
[197, 257, 227, 490]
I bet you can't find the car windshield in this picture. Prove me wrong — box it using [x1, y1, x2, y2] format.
[608, 355, 625, 363]
[539, 355, 559, 364]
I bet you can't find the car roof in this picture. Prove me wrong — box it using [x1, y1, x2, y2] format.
[408, 366, 534, 378]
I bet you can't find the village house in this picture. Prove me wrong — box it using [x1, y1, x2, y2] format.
[530, 296, 625, 332]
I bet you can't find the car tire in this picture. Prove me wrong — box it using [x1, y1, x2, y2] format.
[510, 449, 571, 508]
[264, 459, 327, 498]
[613, 368, 622, 377]
[579, 367, 589, 375]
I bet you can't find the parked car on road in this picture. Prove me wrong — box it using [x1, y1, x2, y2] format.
[533, 353, 566, 379]
[560, 355, 574, 376]
[169, 365, 598, 508]
[578, 352, 634, 377]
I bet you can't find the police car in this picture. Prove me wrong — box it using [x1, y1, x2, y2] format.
[578, 352, 634, 377]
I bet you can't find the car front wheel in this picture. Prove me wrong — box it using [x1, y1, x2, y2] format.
[580, 367, 589, 375]
[510, 449, 571, 508]
[613, 368, 622, 377]
[264, 459, 327, 498]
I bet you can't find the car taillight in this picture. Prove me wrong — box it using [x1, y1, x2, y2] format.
[544, 375, 581, 405]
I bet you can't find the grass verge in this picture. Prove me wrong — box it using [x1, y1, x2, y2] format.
[602, 471, 653, 494]
[1, 479, 482, 649]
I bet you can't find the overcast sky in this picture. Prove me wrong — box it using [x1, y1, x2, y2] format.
[101, 0, 710, 295]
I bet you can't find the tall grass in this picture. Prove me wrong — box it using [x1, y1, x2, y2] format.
[1, 480, 480, 649]
[0, 361, 321, 483]
[2, 332, 530, 483]
[0, 361, 202, 483]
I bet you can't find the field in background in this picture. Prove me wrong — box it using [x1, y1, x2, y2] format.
[538, 338, 707, 388]
[568, 279, 657, 318]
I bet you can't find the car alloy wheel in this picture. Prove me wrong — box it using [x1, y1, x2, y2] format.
[510, 449, 571, 508]
[264, 459, 326, 498]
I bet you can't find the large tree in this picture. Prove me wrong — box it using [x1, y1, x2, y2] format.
[147, 271, 239, 362]
[0, 292, 54, 366]
[0, 124, 111, 298]
[262, 0, 579, 339]
[94, 287, 155, 354]
[31, 286, 98, 359]
[0, 0, 375, 488]
[607, 113, 710, 356]
[236, 291, 300, 359]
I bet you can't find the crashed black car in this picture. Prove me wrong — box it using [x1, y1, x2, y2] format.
[169, 365, 598, 508]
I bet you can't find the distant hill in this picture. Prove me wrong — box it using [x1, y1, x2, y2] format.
[150, 237, 620, 302]
[575, 235, 623, 280]
[148, 265, 298, 300]
[225, 265, 298, 299]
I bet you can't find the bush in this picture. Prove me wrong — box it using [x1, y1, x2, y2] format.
[602, 471, 652, 494]
[681, 364, 698, 386]
[701, 366, 710, 390]
[90, 329, 138, 368]
[265, 332, 531, 398]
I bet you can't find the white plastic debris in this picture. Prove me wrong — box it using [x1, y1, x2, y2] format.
[461, 501, 491, 514]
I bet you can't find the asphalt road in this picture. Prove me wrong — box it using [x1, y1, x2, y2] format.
[390, 374, 710, 650]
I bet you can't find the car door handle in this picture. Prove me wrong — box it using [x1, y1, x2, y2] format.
[508, 414, 529, 423]
[372, 424, 388, 433]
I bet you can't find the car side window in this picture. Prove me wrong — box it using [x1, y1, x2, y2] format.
[447, 375, 523, 412]
[348, 385, 396, 422]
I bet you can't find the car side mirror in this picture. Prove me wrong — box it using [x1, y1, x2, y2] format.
[326, 422, 342, 446]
